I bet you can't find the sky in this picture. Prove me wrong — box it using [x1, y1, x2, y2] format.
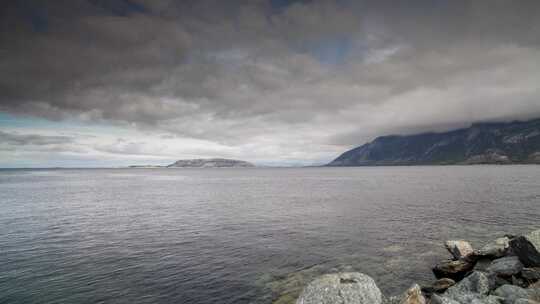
[1, 0, 540, 168]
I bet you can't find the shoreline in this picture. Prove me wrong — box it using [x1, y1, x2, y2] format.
[296, 229, 540, 304]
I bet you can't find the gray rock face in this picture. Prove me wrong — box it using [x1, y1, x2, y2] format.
[446, 240, 475, 260]
[296, 272, 382, 304]
[511, 230, 540, 267]
[487, 256, 524, 277]
[476, 237, 511, 258]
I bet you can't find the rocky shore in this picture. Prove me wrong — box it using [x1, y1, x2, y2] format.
[296, 229, 540, 304]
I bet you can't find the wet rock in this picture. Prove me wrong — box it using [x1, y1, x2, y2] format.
[446, 240, 474, 260]
[433, 259, 475, 281]
[510, 230, 540, 267]
[296, 272, 382, 304]
[487, 256, 524, 277]
[475, 237, 511, 259]
[432, 278, 456, 293]
[522, 268, 540, 281]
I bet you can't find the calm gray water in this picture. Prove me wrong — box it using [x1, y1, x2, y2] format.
[1, 166, 539, 304]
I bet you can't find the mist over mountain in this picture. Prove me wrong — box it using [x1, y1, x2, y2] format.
[328, 118, 540, 166]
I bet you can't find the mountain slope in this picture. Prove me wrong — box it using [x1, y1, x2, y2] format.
[328, 119, 540, 166]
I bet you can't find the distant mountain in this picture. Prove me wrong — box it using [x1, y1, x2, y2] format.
[167, 158, 255, 168]
[328, 118, 540, 166]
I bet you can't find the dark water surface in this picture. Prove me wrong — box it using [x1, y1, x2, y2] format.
[1, 166, 539, 304]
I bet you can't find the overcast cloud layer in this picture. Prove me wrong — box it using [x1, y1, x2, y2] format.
[1, 0, 540, 167]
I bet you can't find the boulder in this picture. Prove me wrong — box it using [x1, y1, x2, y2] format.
[441, 271, 497, 303]
[487, 256, 524, 277]
[432, 278, 457, 293]
[433, 259, 476, 281]
[296, 272, 382, 304]
[492, 285, 530, 304]
[515, 299, 540, 304]
[444, 271, 491, 299]
[446, 240, 475, 260]
[510, 230, 540, 267]
[475, 237, 511, 258]
[522, 268, 540, 281]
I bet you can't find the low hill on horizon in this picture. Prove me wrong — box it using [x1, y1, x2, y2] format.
[328, 118, 540, 166]
[167, 158, 255, 168]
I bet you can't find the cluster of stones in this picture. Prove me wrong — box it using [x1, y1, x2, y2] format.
[296, 229, 540, 304]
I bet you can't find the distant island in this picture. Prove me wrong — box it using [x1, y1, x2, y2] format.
[328, 118, 540, 166]
[130, 158, 255, 168]
[168, 158, 255, 168]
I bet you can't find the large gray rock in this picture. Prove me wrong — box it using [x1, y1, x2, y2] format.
[475, 238, 511, 258]
[444, 271, 491, 303]
[296, 272, 382, 304]
[510, 230, 540, 267]
[446, 240, 475, 260]
[487, 256, 524, 277]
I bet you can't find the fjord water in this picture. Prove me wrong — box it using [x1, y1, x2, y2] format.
[1, 167, 539, 304]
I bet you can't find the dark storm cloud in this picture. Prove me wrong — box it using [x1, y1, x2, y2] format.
[1, 0, 540, 156]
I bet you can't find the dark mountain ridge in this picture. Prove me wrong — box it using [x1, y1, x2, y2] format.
[328, 118, 540, 166]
